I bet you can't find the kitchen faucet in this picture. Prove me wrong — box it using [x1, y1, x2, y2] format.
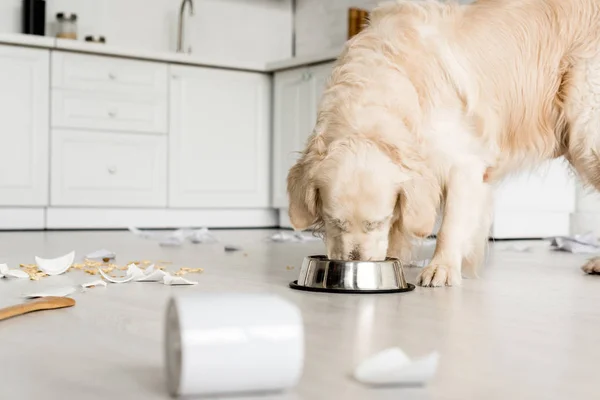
[177, 0, 194, 53]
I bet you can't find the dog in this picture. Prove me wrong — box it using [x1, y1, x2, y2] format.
[286, 0, 600, 286]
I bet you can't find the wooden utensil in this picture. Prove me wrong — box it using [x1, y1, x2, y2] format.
[0, 296, 75, 321]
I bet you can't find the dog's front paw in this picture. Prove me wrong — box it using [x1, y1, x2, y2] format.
[416, 264, 462, 287]
[582, 257, 600, 274]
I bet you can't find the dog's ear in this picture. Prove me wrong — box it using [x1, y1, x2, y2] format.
[396, 176, 441, 238]
[286, 135, 326, 230]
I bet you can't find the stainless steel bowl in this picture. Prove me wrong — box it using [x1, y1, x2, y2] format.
[289, 255, 415, 294]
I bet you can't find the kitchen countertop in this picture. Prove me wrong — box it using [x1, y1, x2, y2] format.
[0, 33, 339, 73]
[1, 229, 599, 400]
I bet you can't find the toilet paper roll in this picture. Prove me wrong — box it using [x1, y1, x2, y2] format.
[164, 293, 304, 397]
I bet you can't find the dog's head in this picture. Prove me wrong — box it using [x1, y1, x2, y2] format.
[287, 134, 440, 261]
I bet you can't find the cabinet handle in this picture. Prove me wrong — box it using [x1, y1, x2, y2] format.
[108, 72, 117, 80]
[107, 165, 117, 175]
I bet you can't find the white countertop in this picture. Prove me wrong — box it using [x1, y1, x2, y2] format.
[0, 33, 339, 73]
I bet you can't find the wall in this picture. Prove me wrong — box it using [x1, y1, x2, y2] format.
[0, 0, 292, 64]
[294, 0, 475, 56]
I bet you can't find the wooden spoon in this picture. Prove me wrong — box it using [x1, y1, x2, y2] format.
[0, 296, 76, 322]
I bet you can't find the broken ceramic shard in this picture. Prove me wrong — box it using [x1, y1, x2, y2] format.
[85, 249, 116, 261]
[81, 279, 107, 289]
[23, 285, 77, 298]
[35, 251, 75, 276]
[99, 263, 145, 283]
[354, 347, 439, 386]
[163, 274, 198, 286]
[135, 265, 168, 282]
[0, 263, 29, 279]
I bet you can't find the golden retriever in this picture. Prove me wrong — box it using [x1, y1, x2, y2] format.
[286, 0, 600, 286]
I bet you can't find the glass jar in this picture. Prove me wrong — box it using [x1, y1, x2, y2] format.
[56, 12, 77, 40]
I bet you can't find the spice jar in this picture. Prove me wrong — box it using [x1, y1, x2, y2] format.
[56, 12, 77, 40]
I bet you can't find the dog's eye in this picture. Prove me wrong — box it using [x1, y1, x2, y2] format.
[330, 218, 349, 232]
[363, 217, 389, 232]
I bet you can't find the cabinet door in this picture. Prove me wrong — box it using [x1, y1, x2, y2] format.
[51, 129, 167, 207]
[0, 46, 49, 206]
[308, 62, 334, 127]
[272, 68, 313, 208]
[169, 66, 270, 208]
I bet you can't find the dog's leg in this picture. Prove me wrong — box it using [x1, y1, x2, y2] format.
[461, 186, 493, 277]
[417, 163, 488, 287]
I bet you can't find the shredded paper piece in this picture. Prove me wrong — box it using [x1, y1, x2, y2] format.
[268, 231, 322, 243]
[129, 226, 219, 247]
[354, 347, 440, 387]
[35, 251, 75, 276]
[0, 263, 29, 279]
[549, 232, 600, 254]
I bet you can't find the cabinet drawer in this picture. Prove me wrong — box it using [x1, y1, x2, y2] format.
[52, 90, 167, 134]
[52, 51, 167, 94]
[51, 129, 167, 207]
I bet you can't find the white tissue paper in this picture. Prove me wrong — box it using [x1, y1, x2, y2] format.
[163, 274, 198, 286]
[85, 249, 116, 261]
[0, 263, 29, 279]
[35, 251, 75, 276]
[549, 232, 600, 254]
[354, 347, 440, 387]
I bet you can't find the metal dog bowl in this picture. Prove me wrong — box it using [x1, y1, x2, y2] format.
[289, 255, 415, 294]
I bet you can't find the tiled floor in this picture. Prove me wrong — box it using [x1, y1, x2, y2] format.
[0, 229, 598, 400]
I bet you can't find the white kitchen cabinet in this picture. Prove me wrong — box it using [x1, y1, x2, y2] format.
[272, 62, 334, 210]
[169, 65, 271, 208]
[51, 129, 167, 207]
[0, 45, 49, 206]
[491, 158, 575, 238]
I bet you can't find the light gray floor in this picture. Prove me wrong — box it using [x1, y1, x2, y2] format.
[0, 229, 599, 400]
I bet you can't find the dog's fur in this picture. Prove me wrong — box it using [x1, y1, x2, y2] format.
[287, 0, 600, 286]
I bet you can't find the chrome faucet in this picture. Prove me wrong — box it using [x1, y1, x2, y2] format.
[177, 0, 194, 53]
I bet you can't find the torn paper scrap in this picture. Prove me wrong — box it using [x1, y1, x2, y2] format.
[128, 226, 160, 239]
[354, 347, 439, 386]
[81, 280, 107, 289]
[189, 227, 218, 244]
[85, 249, 116, 261]
[500, 244, 532, 252]
[549, 232, 600, 254]
[35, 251, 75, 276]
[135, 265, 168, 282]
[23, 285, 77, 299]
[99, 263, 145, 283]
[268, 231, 322, 243]
[163, 274, 198, 286]
[0, 263, 29, 279]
